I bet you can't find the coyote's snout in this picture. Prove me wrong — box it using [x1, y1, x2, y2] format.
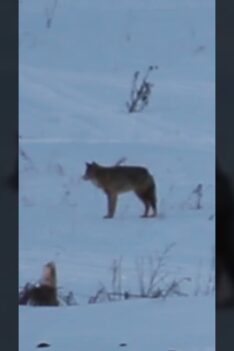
[82, 162, 157, 219]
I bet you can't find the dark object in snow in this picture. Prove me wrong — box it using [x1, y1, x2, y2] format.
[37, 342, 51, 348]
[19, 262, 59, 306]
[124, 291, 130, 300]
[119, 343, 127, 347]
[30, 285, 58, 306]
[19, 283, 33, 305]
[19, 283, 58, 306]
[192, 183, 203, 209]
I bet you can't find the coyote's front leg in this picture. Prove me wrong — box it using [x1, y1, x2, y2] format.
[104, 192, 117, 219]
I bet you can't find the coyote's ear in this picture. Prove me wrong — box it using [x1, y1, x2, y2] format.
[92, 162, 98, 166]
[86, 162, 91, 167]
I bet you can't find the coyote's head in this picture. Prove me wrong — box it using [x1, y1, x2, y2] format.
[82, 162, 99, 180]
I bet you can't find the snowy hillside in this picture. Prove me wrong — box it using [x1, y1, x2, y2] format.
[19, 0, 215, 350]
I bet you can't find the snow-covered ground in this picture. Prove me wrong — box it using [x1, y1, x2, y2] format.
[19, 0, 215, 350]
[20, 298, 215, 351]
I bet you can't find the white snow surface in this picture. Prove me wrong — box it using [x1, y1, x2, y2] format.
[20, 297, 214, 351]
[19, 0, 215, 350]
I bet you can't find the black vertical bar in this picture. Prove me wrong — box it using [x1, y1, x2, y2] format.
[217, 0, 234, 350]
[0, 0, 18, 350]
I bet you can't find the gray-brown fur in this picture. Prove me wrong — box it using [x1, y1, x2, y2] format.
[82, 162, 157, 218]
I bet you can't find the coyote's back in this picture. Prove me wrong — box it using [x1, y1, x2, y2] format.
[82, 162, 157, 218]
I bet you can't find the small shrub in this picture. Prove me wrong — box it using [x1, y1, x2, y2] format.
[126, 65, 158, 113]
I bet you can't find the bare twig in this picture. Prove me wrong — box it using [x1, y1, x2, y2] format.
[136, 243, 176, 298]
[192, 183, 203, 209]
[45, 0, 58, 29]
[88, 244, 213, 305]
[127, 65, 158, 113]
[111, 257, 123, 300]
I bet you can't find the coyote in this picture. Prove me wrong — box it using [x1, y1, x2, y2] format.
[82, 162, 157, 218]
